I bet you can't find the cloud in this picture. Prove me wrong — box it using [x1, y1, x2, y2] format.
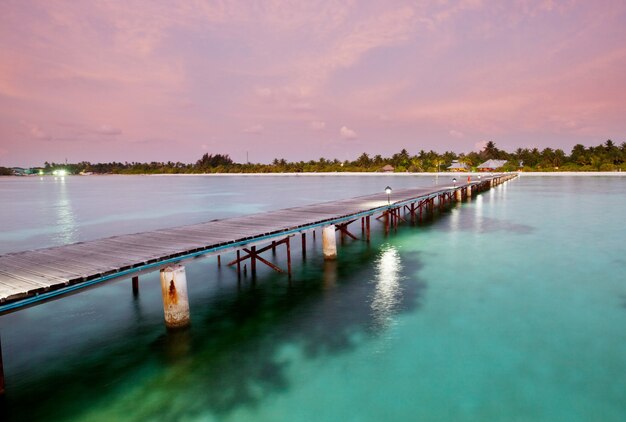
[97, 124, 122, 135]
[474, 140, 488, 151]
[30, 126, 52, 141]
[340, 126, 357, 139]
[294, 6, 418, 89]
[243, 124, 264, 134]
[255, 87, 273, 100]
[291, 101, 313, 111]
[449, 129, 464, 138]
[310, 121, 326, 130]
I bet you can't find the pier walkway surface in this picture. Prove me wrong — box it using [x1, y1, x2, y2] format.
[0, 174, 515, 314]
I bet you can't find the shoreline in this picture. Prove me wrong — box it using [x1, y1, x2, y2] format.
[104, 171, 626, 177]
[2, 171, 624, 178]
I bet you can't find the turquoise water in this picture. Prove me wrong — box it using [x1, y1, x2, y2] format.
[0, 175, 624, 421]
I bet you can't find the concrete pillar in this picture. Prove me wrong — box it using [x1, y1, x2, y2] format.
[466, 185, 472, 199]
[455, 189, 462, 201]
[160, 265, 191, 329]
[322, 225, 337, 260]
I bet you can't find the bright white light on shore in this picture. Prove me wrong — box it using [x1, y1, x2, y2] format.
[53, 169, 67, 177]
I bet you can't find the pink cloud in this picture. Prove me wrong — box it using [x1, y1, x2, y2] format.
[310, 121, 326, 130]
[340, 126, 357, 140]
[97, 125, 122, 135]
[449, 130, 464, 139]
[243, 124, 264, 134]
[474, 140, 488, 151]
[30, 126, 51, 141]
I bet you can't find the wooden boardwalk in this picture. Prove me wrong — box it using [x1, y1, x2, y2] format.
[0, 174, 515, 313]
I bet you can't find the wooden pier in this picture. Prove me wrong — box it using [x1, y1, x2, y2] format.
[0, 173, 516, 393]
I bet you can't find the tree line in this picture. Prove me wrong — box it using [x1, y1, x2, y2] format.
[2, 140, 624, 175]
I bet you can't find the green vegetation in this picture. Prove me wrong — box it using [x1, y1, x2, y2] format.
[6, 140, 626, 175]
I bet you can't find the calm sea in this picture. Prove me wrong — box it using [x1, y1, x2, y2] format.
[0, 174, 624, 421]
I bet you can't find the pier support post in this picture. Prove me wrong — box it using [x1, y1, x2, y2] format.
[132, 276, 139, 296]
[0, 335, 4, 395]
[322, 225, 337, 260]
[286, 236, 292, 276]
[250, 246, 257, 276]
[455, 189, 462, 202]
[384, 211, 390, 235]
[160, 265, 191, 329]
[236, 250, 241, 277]
[466, 185, 473, 199]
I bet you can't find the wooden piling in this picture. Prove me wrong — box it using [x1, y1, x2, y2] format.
[366, 215, 371, 242]
[132, 276, 139, 296]
[251, 245, 257, 276]
[160, 265, 190, 329]
[301, 233, 306, 259]
[236, 250, 241, 277]
[455, 189, 462, 202]
[384, 211, 390, 235]
[0, 335, 4, 395]
[286, 236, 292, 276]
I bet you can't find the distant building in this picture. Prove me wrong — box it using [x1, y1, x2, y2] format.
[11, 167, 27, 176]
[11, 167, 44, 176]
[447, 160, 468, 172]
[380, 164, 394, 173]
[477, 159, 508, 172]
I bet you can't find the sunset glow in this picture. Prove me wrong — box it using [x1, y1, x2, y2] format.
[1, 0, 625, 166]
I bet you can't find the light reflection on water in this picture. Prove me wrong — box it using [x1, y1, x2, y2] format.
[370, 245, 403, 332]
[53, 177, 78, 245]
[474, 194, 484, 235]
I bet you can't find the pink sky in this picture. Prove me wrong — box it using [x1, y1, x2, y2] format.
[1, 0, 625, 166]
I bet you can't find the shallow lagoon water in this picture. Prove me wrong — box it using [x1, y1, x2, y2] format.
[0, 175, 624, 421]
